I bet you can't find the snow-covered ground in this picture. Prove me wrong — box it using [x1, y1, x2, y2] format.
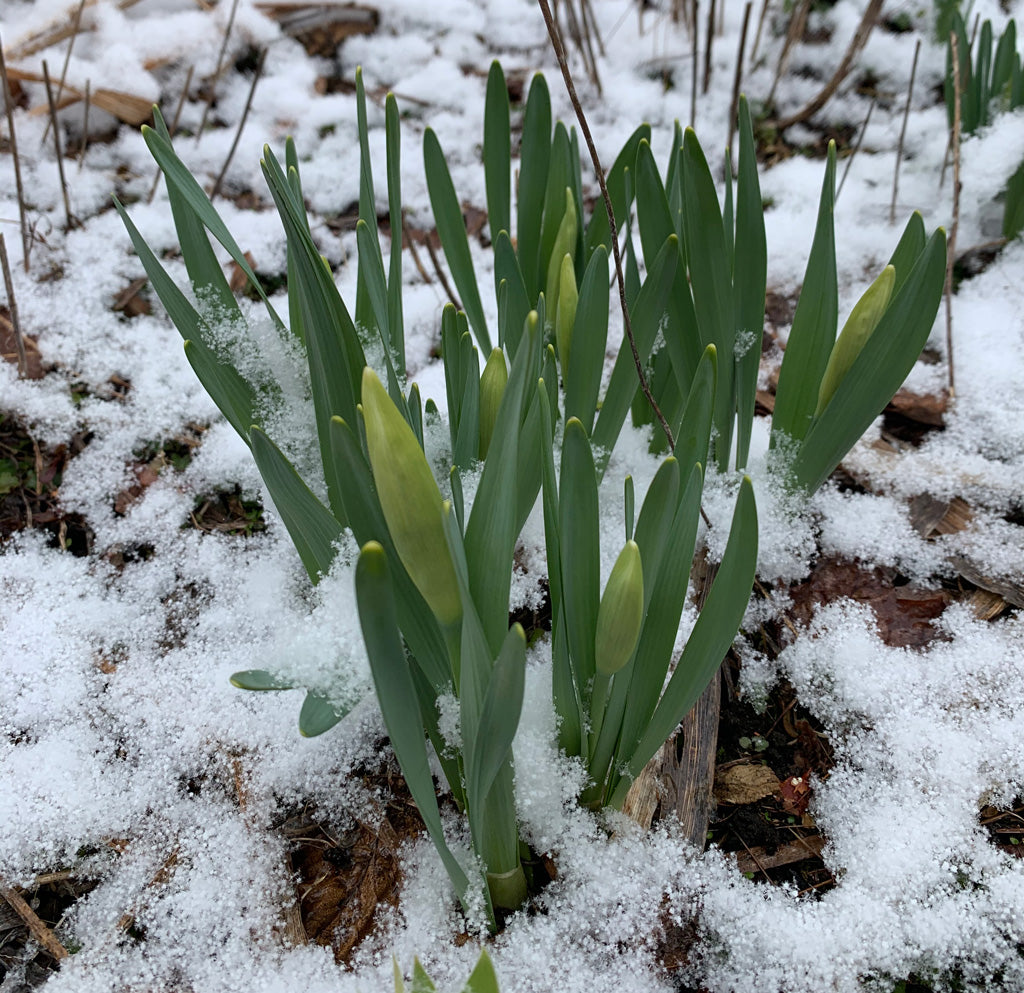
[2, 0, 1023, 990]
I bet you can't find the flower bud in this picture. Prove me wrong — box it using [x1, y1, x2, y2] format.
[361, 367, 462, 627]
[595, 540, 644, 677]
[478, 347, 508, 460]
[544, 188, 578, 324]
[815, 264, 896, 416]
[555, 252, 578, 378]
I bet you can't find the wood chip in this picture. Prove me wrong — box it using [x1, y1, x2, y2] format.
[255, 2, 377, 57]
[969, 588, 1009, 620]
[714, 763, 781, 805]
[909, 494, 973, 538]
[731, 833, 826, 874]
[5, 66, 152, 125]
[886, 388, 948, 427]
[952, 556, 1024, 609]
[0, 883, 69, 961]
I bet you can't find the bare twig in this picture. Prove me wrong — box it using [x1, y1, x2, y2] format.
[890, 39, 920, 224]
[210, 49, 265, 200]
[42, 61, 75, 230]
[690, 0, 699, 127]
[770, 0, 883, 132]
[537, 0, 675, 450]
[42, 0, 86, 144]
[702, 0, 716, 94]
[836, 95, 875, 201]
[425, 237, 462, 310]
[0, 38, 31, 270]
[749, 0, 771, 68]
[945, 30, 961, 399]
[0, 234, 27, 378]
[196, 0, 241, 143]
[727, 2, 753, 154]
[77, 79, 91, 169]
[581, 0, 605, 57]
[767, 0, 810, 106]
[0, 883, 69, 961]
[147, 64, 194, 202]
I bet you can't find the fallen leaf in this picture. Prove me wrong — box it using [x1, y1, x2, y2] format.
[714, 763, 781, 805]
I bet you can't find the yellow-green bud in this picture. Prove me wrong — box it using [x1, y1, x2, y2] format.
[544, 188, 578, 324]
[555, 253, 578, 378]
[478, 347, 508, 460]
[595, 540, 644, 677]
[360, 367, 462, 627]
[815, 264, 896, 417]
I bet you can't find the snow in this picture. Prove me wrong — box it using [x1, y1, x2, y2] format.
[2, 0, 1024, 990]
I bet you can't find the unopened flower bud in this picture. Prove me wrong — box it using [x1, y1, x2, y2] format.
[595, 540, 644, 677]
[361, 367, 461, 627]
[478, 347, 508, 460]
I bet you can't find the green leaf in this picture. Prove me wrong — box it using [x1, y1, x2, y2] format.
[770, 142, 837, 447]
[354, 67, 378, 339]
[672, 344, 717, 474]
[1004, 159, 1024, 240]
[484, 61, 511, 244]
[493, 232, 531, 357]
[733, 95, 767, 471]
[411, 960, 438, 993]
[681, 128, 735, 471]
[298, 690, 344, 737]
[584, 123, 651, 258]
[564, 245, 609, 434]
[887, 211, 926, 296]
[540, 124, 573, 291]
[424, 128, 491, 351]
[591, 235, 680, 470]
[230, 669, 293, 691]
[559, 418, 601, 711]
[470, 624, 526, 805]
[460, 949, 501, 993]
[791, 228, 947, 493]
[355, 542, 477, 918]
[613, 476, 757, 808]
[141, 125, 282, 326]
[250, 426, 341, 584]
[385, 93, 406, 373]
[517, 74, 552, 300]
[114, 196, 256, 441]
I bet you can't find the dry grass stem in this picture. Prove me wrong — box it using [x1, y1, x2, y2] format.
[727, 2, 753, 154]
[890, 39, 920, 224]
[836, 95, 875, 200]
[42, 60, 75, 230]
[767, 0, 810, 105]
[0, 882, 69, 960]
[196, 0, 241, 143]
[6, 0, 140, 60]
[42, 0, 86, 144]
[210, 49, 265, 200]
[0, 233, 28, 378]
[945, 30, 961, 399]
[538, 0, 676, 451]
[690, 0, 699, 126]
[702, 0, 716, 94]
[424, 237, 462, 311]
[77, 79, 91, 169]
[748, 0, 770, 68]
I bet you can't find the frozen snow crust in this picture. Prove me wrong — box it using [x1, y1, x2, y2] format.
[2, 0, 1023, 990]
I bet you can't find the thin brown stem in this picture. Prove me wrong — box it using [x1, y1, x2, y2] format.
[836, 95, 874, 200]
[748, 0, 770, 68]
[77, 79, 91, 169]
[727, 2, 753, 154]
[767, 0, 810, 106]
[210, 49, 265, 200]
[0, 233, 27, 378]
[425, 237, 463, 311]
[148, 64, 195, 203]
[42, 61, 75, 230]
[770, 0, 882, 132]
[945, 31, 961, 399]
[690, 0, 699, 127]
[42, 0, 86, 144]
[537, 0, 675, 450]
[0, 38, 31, 270]
[196, 0, 240, 143]
[890, 38, 920, 224]
[702, 0, 716, 94]
[0, 884, 68, 961]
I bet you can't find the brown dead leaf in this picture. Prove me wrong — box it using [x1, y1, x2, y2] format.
[228, 252, 258, 294]
[733, 833, 825, 874]
[779, 775, 812, 816]
[789, 557, 949, 649]
[909, 494, 972, 538]
[714, 763, 781, 805]
[112, 277, 151, 318]
[256, 2, 378, 57]
[886, 389, 948, 427]
[5, 67, 152, 125]
[0, 310, 44, 379]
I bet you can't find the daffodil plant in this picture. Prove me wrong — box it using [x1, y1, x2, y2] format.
[116, 65, 760, 928]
